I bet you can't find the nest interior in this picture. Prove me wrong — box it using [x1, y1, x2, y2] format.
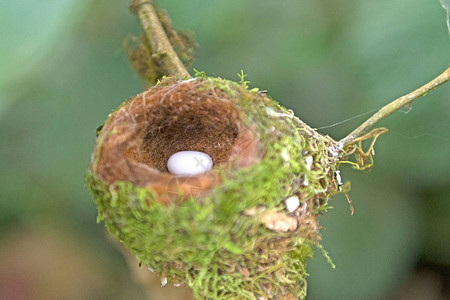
[94, 79, 260, 200]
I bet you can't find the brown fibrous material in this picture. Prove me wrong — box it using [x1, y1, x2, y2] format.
[93, 79, 261, 204]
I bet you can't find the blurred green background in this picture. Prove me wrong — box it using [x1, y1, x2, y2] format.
[1, 0, 449, 299]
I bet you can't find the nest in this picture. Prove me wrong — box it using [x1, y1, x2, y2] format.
[87, 76, 341, 299]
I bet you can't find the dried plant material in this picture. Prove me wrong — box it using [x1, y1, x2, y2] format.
[340, 127, 388, 170]
[261, 211, 298, 232]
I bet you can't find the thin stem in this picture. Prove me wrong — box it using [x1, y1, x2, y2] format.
[340, 67, 450, 147]
[130, 0, 191, 78]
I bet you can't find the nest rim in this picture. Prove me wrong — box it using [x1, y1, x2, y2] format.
[92, 78, 261, 204]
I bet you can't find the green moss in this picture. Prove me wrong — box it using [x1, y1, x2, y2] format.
[193, 68, 207, 79]
[237, 70, 250, 89]
[87, 76, 340, 299]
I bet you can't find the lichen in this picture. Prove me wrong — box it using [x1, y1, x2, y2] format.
[87, 76, 341, 299]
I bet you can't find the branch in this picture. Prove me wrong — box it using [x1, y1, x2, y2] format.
[340, 67, 450, 147]
[130, 0, 191, 78]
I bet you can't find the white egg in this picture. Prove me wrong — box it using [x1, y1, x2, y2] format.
[167, 151, 213, 176]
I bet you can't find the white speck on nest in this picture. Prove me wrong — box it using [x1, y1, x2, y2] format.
[335, 170, 343, 191]
[302, 176, 309, 186]
[266, 107, 294, 118]
[305, 156, 313, 170]
[243, 206, 266, 216]
[261, 211, 298, 232]
[302, 156, 314, 186]
[281, 148, 290, 161]
[285, 196, 300, 212]
[161, 277, 168, 287]
[314, 188, 327, 194]
[299, 202, 308, 214]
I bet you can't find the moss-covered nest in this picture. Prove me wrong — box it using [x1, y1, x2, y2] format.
[87, 76, 342, 299]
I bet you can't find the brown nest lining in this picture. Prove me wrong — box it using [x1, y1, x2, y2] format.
[94, 79, 260, 202]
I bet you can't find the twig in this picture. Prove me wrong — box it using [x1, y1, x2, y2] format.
[340, 67, 450, 147]
[130, 0, 191, 78]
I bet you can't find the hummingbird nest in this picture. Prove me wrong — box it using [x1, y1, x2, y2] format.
[87, 76, 343, 299]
